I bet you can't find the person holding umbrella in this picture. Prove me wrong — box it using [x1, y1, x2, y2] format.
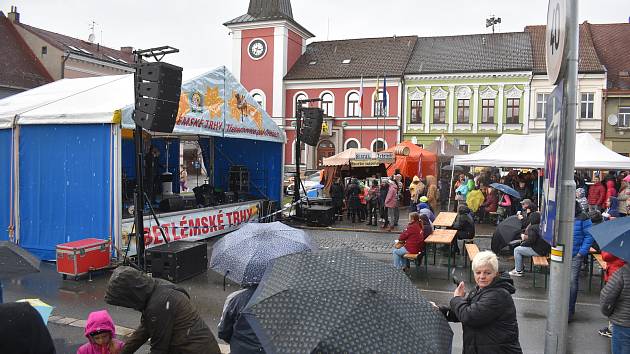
[438, 251, 523, 353]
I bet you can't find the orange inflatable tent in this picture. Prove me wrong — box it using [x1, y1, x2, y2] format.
[385, 141, 437, 178]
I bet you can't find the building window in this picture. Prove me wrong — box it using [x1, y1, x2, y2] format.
[372, 139, 386, 152]
[619, 107, 630, 128]
[416, 143, 424, 149]
[374, 90, 385, 117]
[536, 93, 549, 119]
[345, 139, 359, 149]
[506, 98, 520, 124]
[458, 144, 469, 153]
[251, 92, 264, 109]
[347, 92, 360, 117]
[433, 99, 446, 124]
[321, 92, 334, 117]
[295, 93, 307, 117]
[41, 46, 47, 55]
[480, 144, 489, 150]
[481, 99, 494, 123]
[457, 99, 470, 124]
[410, 100, 422, 124]
[580, 93, 594, 119]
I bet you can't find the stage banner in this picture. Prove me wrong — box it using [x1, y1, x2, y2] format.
[173, 67, 284, 143]
[121, 201, 260, 256]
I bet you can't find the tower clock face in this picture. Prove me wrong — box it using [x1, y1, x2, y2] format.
[248, 39, 267, 60]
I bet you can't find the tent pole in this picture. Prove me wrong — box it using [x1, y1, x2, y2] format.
[448, 157, 455, 211]
[537, 170, 541, 210]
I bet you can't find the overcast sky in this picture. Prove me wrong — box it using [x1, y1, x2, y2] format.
[6, 0, 630, 70]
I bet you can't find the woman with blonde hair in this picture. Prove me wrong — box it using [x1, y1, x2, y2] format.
[437, 251, 522, 353]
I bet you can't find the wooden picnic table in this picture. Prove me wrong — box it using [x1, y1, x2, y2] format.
[433, 212, 457, 228]
[424, 229, 458, 279]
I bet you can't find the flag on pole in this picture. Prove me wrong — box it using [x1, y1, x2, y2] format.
[382, 75, 388, 116]
[374, 76, 380, 115]
[359, 77, 364, 116]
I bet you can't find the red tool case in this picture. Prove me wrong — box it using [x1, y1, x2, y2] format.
[56, 238, 111, 280]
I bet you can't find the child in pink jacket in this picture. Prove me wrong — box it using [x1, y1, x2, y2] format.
[77, 310, 124, 354]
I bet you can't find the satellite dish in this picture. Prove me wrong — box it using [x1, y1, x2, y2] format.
[608, 114, 618, 126]
[88, 33, 95, 43]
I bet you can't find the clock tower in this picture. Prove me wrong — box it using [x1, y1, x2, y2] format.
[224, 0, 314, 125]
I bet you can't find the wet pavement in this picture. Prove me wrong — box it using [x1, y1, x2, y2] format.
[2, 214, 612, 354]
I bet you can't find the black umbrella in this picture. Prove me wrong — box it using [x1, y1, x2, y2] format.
[0, 241, 40, 280]
[491, 216, 523, 254]
[242, 249, 453, 354]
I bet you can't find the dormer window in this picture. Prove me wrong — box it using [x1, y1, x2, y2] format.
[341, 59, 351, 64]
[41, 46, 47, 55]
[308, 60, 317, 65]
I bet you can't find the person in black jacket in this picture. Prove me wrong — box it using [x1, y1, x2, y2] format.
[218, 285, 264, 353]
[451, 205, 476, 255]
[330, 178, 345, 221]
[0, 302, 56, 354]
[105, 266, 220, 354]
[600, 264, 630, 353]
[508, 212, 550, 277]
[345, 178, 361, 223]
[438, 251, 523, 354]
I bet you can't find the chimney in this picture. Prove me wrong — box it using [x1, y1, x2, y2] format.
[8, 5, 20, 23]
[120, 46, 133, 54]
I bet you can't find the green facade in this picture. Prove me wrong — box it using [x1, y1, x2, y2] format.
[403, 74, 531, 153]
[603, 94, 630, 155]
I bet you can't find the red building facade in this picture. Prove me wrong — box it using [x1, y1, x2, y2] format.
[225, 0, 412, 170]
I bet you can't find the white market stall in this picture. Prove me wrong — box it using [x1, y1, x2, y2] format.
[0, 67, 285, 260]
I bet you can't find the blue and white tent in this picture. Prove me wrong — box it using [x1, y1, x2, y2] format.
[0, 66, 284, 260]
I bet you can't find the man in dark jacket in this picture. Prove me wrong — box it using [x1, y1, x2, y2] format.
[601, 264, 630, 352]
[569, 202, 594, 321]
[439, 251, 522, 353]
[451, 205, 475, 255]
[330, 179, 345, 221]
[345, 178, 361, 223]
[105, 266, 220, 354]
[0, 302, 56, 354]
[218, 285, 264, 353]
[509, 212, 550, 277]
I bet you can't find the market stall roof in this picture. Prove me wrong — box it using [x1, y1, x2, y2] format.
[453, 133, 630, 169]
[322, 148, 371, 166]
[0, 66, 285, 143]
[385, 141, 437, 178]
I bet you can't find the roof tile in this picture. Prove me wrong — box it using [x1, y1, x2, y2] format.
[587, 22, 630, 89]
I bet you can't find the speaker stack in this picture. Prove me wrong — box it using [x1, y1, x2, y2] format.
[300, 107, 324, 146]
[133, 62, 183, 133]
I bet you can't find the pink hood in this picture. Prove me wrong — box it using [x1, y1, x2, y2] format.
[84, 310, 116, 337]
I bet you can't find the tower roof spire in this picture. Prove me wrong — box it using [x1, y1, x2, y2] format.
[224, 0, 313, 38]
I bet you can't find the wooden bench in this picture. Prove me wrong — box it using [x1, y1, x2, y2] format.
[464, 243, 480, 281]
[403, 252, 424, 274]
[532, 256, 549, 288]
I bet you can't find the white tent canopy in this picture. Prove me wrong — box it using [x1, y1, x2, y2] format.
[453, 133, 630, 169]
[322, 148, 372, 166]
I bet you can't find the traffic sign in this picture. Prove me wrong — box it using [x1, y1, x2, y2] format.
[541, 80, 564, 246]
[546, 0, 567, 84]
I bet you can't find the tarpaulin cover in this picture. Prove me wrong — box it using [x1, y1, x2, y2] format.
[213, 137, 282, 202]
[121, 67, 285, 143]
[385, 141, 437, 178]
[0, 129, 12, 241]
[18, 124, 113, 260]
[453, 133, 630, 169]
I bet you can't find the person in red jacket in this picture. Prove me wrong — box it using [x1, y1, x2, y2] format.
[587, 177, 607, 211]
[606, 179, 618, 201]
[392, 212, 425, 272]
[598, 251, 627, 338]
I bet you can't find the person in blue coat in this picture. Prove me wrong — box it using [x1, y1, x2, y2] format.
[218, 285, 264, 353]
[569, 200, 594, 321]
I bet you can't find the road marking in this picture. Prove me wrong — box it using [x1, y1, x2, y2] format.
[419, 288, 600, 307]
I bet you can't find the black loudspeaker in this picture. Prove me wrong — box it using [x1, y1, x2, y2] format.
[159, 195, 184, 212]
[145, 241, 207, 283]
[303, 205, 334, 226]
[133, 61, 183, 133]
[300, 107, 324, 146]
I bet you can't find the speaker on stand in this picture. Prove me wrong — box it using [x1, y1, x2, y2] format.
[300, 107, 324, 147]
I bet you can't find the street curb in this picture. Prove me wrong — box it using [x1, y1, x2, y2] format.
[48, 315, 231, 353]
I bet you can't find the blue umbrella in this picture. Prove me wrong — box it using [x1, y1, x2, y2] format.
[590, 217, 630, 262]
[210, 222, 317, 286]
[490, 183, 522, 200]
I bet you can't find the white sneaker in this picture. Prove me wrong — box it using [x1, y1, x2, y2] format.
[509, 269, 523, 277]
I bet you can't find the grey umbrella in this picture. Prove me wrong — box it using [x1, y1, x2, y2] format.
[210, 222, 316, 286]
[243, 249, 453, 354]
[0, 241, 40, 280]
